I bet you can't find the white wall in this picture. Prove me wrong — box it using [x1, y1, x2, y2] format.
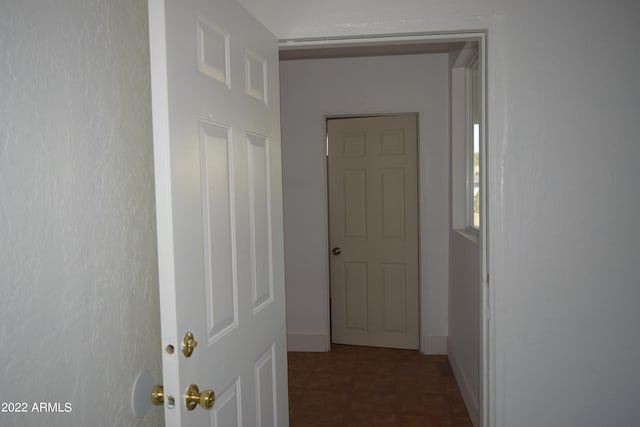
[494, 1, 640, 425]
[242, 0, 640, 425]
[280, 54, 450, 353]
[0, 1, 162, 426]
[449, 232, 480, 424]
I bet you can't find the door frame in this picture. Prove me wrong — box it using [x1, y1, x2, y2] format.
[279, 31, 491, 427]
[325, 112, 421, 349]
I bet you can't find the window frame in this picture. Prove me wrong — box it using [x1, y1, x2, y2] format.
[466, 55, 481, 231]
[451, 43, 482, 241]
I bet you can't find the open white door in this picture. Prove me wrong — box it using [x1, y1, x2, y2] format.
[148, 0, 288, 425]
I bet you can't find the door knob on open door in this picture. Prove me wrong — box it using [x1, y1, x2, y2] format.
[185, 384, 215, 411]
[151, 385, 164, 405]
[331, 247, 342, 255]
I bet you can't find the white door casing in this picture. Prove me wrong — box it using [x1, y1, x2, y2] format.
[328, 115, 419, 350]
[148, 0, 288, 425]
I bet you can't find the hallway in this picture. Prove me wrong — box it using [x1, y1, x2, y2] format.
[288, 345, 472, 426]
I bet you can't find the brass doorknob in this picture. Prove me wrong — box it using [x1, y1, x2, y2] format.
[151, 385, 164, 405]
[185, 384, 215, 410]
[331, 247, 341, 255]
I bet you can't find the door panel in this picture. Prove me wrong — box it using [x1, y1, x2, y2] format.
[343, 170, 368, 239]
[210, 379, 241, 426]
[381, 262, 408, 333]
[148, 0, 288, 425]
[328, 115, 419, 350]
[200, 120, 237, 341]
[344, 261, 369, 331]
[247, 133, 274, 313]
[381, 168, 407, 239]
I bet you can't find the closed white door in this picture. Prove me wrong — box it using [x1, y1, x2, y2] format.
[148, 0, 288, 425]
[328, 115, 419, 350]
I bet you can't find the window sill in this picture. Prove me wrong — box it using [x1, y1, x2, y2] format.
[454, 227, 479, 244]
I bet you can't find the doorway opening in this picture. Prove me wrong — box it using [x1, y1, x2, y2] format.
[279, 31, 489, 426]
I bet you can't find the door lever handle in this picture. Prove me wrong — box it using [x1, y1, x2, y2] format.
[331, 247, 341, 255]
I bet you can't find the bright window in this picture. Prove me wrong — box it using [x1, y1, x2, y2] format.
[467, 57, 481, 230]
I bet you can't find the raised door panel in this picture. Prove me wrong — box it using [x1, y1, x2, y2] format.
[343, 169, 368, 239]
[254, 344, 277, 427]
[247, 133, 274, 314]
[210, 379, 241, 427]
[381, 263, 407, 333]
[200, 120, 239, 342]
[380, 168, 406, 240]
[344, 262, 369, 332]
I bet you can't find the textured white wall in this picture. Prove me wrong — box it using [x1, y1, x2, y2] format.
[280, 54, 449, 353]
[0, 1, 162, 426]
[243, 0, 640, 425]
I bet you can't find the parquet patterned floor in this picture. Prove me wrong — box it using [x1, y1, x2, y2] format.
[288, 344, 473, 427]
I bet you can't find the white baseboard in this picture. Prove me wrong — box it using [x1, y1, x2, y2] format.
[288, 334, 448, 354]
[448, 351, 480, 426]
[421, 335, 448, 355]
[286, 333, 329, 352]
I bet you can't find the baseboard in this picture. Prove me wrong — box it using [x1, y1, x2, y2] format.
[421, 335, 448, 355]
[287, 333, 329, 352]
[288, 334, 448, 354]
[448, 351, 480, 426]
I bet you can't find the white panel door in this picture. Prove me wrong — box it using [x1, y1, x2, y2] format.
[328, 115, 419, 350]
[148, 0, 288, 425]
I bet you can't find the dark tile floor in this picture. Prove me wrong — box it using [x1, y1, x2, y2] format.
[288, 344, 472, 427]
